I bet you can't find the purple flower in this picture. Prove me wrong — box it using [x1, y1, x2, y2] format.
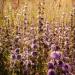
[49, 71, 56, 75]
[15, 48, 20, 54]
[33, 45, 37, 49]
[64, 63, 70, 70]
[12, 54, 16, 59]
[48, 62, 54, 69]
[50, 51, 62, 59]
[64, 64, 68, 69]
[17, 54, 21, 60]
[58, 60, 64, 67]
[31, 51, 37, 56]
[47, 70, 56, 75]
[62, 63, 71, 74]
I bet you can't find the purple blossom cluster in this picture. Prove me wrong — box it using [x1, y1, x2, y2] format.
[5, 11, 74, 75]
[8, 21, 73, 75]
[47, 44, 72, 75]
[47, 61, 71, 75]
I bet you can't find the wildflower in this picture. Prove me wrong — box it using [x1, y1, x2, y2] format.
[12, 54, 16, 59]
[58, 60, 64, 67]
[50, 51, 62, 60]
[62, 63, 71, 75]
[32, 51, 37, 56]
[47, 69, 56, 75]
[17, 54, 21, 60]
[48, 62, 54, 69]
[15, 48, 20, 54]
